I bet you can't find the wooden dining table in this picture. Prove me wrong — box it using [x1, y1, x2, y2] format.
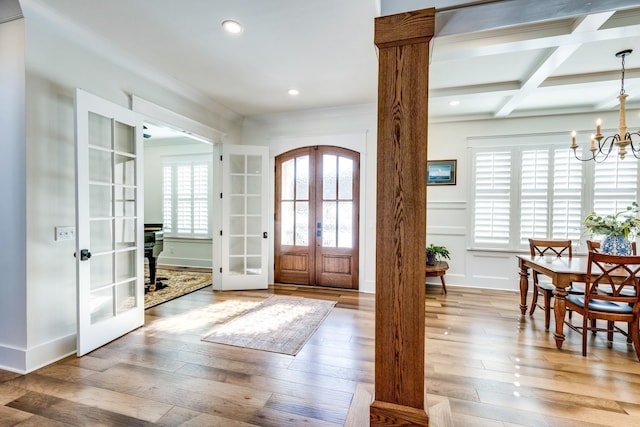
[517, 254, 591, 349]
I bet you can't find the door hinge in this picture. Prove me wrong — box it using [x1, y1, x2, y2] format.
[220, 192, 223, 198]
[220, 230, 223, 236]
[219, 267, 223, 273]
[220, 155, 223, 161]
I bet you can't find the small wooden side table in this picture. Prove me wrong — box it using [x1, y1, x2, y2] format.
[425, 261, 449, 294]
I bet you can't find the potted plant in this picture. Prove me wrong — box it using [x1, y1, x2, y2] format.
[583, 202, 640, 255]
[425, 243, 451, 265]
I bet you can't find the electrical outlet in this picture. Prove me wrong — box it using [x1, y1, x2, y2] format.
[55, 226, 75, 241]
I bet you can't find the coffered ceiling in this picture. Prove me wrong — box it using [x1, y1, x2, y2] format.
[17, 0, 640, 123]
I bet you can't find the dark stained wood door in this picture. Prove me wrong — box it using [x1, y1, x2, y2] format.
[275, 146, 359, 289]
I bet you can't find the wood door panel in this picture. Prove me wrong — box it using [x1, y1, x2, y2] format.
[277, 251, 311, 284]
[321, 254, 351, 275]
[316, 252, 356, 289]
[280, 253, 309, 271]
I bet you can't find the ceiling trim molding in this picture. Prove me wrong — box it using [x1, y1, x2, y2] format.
[132, 96, 226, 144]
[0, 0, 22, 24]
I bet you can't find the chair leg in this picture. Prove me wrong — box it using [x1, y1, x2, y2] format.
[582, 314, 589, 357]
[529, 285, 539, 316]
[630, 319, 640, 362]
[543, 289, 552, 330]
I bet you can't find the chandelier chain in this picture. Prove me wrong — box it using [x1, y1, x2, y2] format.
[620, 53, 627, 96]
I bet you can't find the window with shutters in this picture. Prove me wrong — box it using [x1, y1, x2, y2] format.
[162, 155, 212, 238]
[470, 136, 639, 250]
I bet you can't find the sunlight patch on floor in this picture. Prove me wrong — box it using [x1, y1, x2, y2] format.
[144, 298, 266, 335]
[208, 301, 315, 338]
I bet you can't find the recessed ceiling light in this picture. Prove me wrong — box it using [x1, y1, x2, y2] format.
[288, 89, 299, 96]
[449, 100, 460, 106]
[222, 20, 243, 34]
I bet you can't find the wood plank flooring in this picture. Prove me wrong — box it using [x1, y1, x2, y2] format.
[1, 282, 640, 426]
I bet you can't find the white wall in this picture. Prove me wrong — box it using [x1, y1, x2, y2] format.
[428, 110, 640, 291]
[243, 104, 378, 293]
[0, 1, 242, 374]
[0, 18, 27, 372]
[143, 138, 214, 268]
[244, 102, 640, 294]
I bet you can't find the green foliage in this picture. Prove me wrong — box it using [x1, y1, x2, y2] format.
[425, 243, 451, 263]
[583, 202, 640, 239]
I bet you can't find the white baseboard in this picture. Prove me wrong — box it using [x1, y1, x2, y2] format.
[0, 343, 26, 374]
[0, 332, 75, 374]
[156, 256, 213, 269]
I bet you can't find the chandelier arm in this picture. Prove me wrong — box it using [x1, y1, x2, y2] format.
[573, 141, 612, 162]
[591, 135, 618, 163]
[628, 132, 640, 154]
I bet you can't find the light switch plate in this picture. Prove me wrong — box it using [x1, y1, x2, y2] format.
[55, 226, 75, 241]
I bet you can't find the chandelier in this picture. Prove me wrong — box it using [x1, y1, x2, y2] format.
[571, 49, 640, 161]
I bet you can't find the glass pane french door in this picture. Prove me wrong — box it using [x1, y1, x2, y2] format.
[216, 144, 269, 290]
[275, 146, 359, 289]
[75, 89, 144, 356]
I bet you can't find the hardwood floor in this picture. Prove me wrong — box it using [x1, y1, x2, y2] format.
[1, 283, 640, 426]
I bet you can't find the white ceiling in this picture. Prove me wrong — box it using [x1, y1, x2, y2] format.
[20, 0, 640, 129]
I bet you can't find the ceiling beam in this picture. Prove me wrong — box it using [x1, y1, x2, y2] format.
[494, 12, 614, 117]
[381, 0, 640, 35]
[434, 23, 640, 63]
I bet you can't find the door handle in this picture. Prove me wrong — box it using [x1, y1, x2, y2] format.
[79, 249, 92, 261]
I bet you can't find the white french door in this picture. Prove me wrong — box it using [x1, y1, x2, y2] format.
[75, 89, 144, 356]
[214, 144, 269, 290]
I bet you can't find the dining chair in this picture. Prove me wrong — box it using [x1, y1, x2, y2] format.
[564, 251, 640, 361]
[528, 239, 573, 330]
[587, 239, 637, 299]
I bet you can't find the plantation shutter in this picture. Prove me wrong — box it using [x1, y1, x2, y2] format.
[552, 148, 582, 240]
[162, 155, 212, 238]
[162, 165, 172, 234]
[593, 155, 638, 216]
[520, 149, 549, 243]
[473, 151, 511, 245]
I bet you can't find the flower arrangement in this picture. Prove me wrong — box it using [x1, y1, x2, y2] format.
[425, 244, 451, 265]
[583, 202, 640, 239]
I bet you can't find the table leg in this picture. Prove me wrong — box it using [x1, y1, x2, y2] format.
[518, 265, 530, 315]
[440, 276, 447, 294]
[553, 287, 568, 349]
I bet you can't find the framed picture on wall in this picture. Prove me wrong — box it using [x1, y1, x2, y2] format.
[426, 160, 457, 186]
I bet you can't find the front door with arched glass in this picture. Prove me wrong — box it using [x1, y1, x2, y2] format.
[275, 146, 359, 289]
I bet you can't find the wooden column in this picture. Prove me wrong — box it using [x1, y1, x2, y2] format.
[370, 8, 434, 427]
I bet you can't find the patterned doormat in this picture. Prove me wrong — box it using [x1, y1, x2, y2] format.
[144, 267, 212, 309]
[202, 295, 336, 355]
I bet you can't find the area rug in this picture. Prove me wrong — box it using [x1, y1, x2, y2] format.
[201, 295, 337, 355]
[144, 267, 212, 309]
